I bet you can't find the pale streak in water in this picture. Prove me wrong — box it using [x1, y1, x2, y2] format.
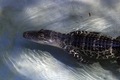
[5, 49, 85, 80]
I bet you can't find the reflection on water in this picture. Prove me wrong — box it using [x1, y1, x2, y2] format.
[0, 0, 120, 80]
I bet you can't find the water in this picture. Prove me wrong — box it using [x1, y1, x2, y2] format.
[0, 0, 120, 80]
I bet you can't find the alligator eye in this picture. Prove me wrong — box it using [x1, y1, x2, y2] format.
[38, 33, 44, 38]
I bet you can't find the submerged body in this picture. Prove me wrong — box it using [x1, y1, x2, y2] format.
[23, 29, 120, 64]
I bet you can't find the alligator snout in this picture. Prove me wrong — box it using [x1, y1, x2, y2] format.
[23, 32, 28, 38]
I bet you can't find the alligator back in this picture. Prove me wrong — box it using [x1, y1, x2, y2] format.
[63, 30, 120, 59]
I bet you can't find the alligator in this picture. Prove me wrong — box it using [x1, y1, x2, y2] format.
[23, 29, 120, 64]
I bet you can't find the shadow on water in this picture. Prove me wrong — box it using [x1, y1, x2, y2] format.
[99, 60, 120, 79]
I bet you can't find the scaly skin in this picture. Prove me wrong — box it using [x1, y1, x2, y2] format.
[23, 29, 120, 64]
